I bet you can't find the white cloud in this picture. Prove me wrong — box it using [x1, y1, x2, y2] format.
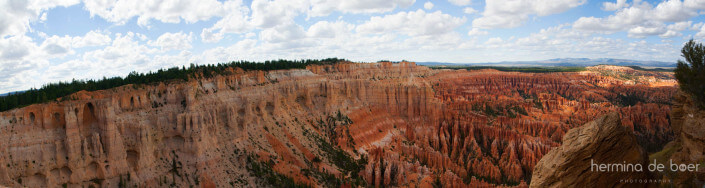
[448, 0, 471, 6]
[201, 28, 224, 43]
[149, 32, 193, 51]
[668, 21, 693, 31]
[467, 28, 488, 36]
[463, 7, 477, 14]
[74, 30, 112, 47]
[307, 0, 416, 16]
[307, 21, 353, 38]
[695, 24, 705, 39]
[473, 0, 586, 29]
[82, 0, 226, 26]
[659, 30, 680, 38]
[659, 21, 692, 38]
[201, 0, 417, 43]
[424, 1, 434, 10]
[652, 0, 698, 22]
[0, 34, 48, 92]
[260, 23, 306, 43]
[685, 0, 705, 9]
[0, 35, 36, 61]
[250, 0, 307, 29]
[603, 0, 627, 11]
[574, 0, 705, 38]
[40, 36, 72, 56]
[37, 30, 113, 57]
[628, 25, 666, 38]
[402, 32, 468, 50]
[200, 0, 250, 43]
[472, 25, 681, 62]
[484, 37, 504, 46]
[0, 0, 80, 37]
[60, 32, 161, 79]
[357, 9, 466, 36]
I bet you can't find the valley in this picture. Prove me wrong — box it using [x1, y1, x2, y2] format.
[0, 61, 677, 187]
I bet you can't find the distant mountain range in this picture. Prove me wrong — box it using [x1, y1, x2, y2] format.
[417, 58, 677, 68]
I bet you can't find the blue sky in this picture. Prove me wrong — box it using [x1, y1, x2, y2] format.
[1, 0, 705, 93]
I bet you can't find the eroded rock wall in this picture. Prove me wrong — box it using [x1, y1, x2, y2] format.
[0, 62, 676, 187]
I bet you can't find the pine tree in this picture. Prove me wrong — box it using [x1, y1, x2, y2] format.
[675, 39, 705, 109]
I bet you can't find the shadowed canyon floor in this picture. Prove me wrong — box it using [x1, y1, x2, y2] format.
[0, 62, 678, 187]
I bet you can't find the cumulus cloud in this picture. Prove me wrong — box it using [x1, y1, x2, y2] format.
[75, 30, 113, 47]
[199, 0, 250, 43]
[82, 0, 227, 26]
[628, 25, 667, 38]
[149, 32, 193, 51]
[485, 37, 504, 45]
[357, 9, 466, 36]
[0, 35, 36, 61]
[200, 28, 224, 43]
[473, 0, 586, 29]
[448, 0, 471, 6]
[603, 0, 627, 11]
[40, 36, 72, 56]
[62, 32, 161, 79]
[259, 23, 306, 43]
[424, 1, 434, 9]
[574, 0, 705, 38]
[0, 34, 47, 92]
[307, 0, 416, 16]
[0, 0, 80, 37]
[463, 7, 478, 14]
[250, 0, 307, 29]
[467, 28, 488, 36]
[479, 25, 680, 62]
[307, 21, 353, 38]
[694, 24, 705, 39]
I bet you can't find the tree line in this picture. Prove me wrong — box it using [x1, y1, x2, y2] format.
[0, 58, 345, 112]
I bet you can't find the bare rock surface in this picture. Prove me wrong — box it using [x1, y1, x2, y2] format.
[530, 113, 654, 188]
[664, 92, 705, 187]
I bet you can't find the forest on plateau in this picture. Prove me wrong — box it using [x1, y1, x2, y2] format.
[0, 58, 345, 112]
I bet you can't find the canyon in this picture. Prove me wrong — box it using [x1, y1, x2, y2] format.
[0, 62, 678, 187]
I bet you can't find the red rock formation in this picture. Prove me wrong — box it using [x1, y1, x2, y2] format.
[0, 62, 675, 187]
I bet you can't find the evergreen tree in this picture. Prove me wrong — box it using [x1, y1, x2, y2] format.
[675, 39, 705, 109]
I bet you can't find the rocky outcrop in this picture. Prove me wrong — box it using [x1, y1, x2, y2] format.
[663, 92, 705, 187]
[530, 113, 654, 188]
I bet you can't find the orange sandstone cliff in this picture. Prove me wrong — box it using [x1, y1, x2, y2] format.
[0, 62, 676, 187]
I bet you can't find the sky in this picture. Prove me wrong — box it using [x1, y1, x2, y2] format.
[1, 0, 705, 93]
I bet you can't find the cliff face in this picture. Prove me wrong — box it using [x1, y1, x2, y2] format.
[0, 61, 438, 187]
[0, 62, 676, 187]
[529, 113, 654, 188]
[663, 92, 705, 187]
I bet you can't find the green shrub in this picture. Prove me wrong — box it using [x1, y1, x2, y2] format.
[675, 39, 705, 109]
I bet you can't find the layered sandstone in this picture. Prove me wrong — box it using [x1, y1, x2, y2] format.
[0, 62, 676, 187]
[530, 113, 654, 188]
